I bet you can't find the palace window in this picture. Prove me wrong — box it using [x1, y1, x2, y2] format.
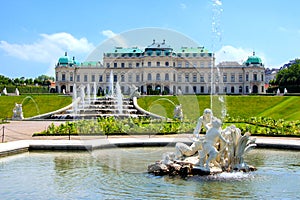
[239, 74, 243, 82]
[114, 74, 117, 82]
[136, 74, 140, 82]
[84, 75, 88, 82]
[200, 75, 205, 82]
[147, 73, 152, 81]
[156, 73, 161, 81]
[185, 73, 189, 82]
[178, 74, 182, 82]
[231, 73, 235, 82]
[223, 73, 227, 82]
[185, 62, 189, 67]
[165, 73, 169, 81]
[91, 75, 95, 82]
[77, 75, 80, 82]
[178, 62, 182, 67]
[70, 73, 73, 81]
[62, 74, 66, 81]
[128, 74, 132, 82]
[121, 75, 125, 82]
[114, 63, 117, 68]
[193, 74, 197, 82]
[99, 75, 103, 82]
[156, 62, 160, 67]
[253, 73, 258, 81]
[121, 63, 125, 68]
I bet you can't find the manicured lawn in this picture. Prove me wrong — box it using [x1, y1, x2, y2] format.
[0, 94, 72, 119]
[137, 95, 300, 121]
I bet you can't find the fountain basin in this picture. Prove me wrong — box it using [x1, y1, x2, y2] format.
[0, 147, 299, 199]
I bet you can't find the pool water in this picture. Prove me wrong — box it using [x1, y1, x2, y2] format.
[0, 147, 300, 199]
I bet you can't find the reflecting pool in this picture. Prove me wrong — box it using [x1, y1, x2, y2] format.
[0, 148, 300, 199]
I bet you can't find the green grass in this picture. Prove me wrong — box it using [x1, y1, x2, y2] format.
[137, 95, 300, 121]
[257, 96, 300, 120]
[0, 94, 72, 119]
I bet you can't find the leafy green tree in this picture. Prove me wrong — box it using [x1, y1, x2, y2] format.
[274, 60, 300, 92]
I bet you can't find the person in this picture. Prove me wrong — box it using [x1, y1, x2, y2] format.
[193, 108, 215, 139]
[197, 118, 228, 170]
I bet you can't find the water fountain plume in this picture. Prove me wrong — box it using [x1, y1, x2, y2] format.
[93, 82, 97, 102]
[80, 85, 85, 108]
[210, 0, 226, 120]
[109, 70, 114, 96]
[87, 83, 91, 106]
[73, 83, 78, 116]
[115, 82, 123, 114]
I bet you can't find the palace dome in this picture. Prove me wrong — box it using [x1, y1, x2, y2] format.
[244, 52, 263, 66]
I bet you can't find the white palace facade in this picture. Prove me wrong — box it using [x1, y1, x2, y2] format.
[55, 40, 266, 95]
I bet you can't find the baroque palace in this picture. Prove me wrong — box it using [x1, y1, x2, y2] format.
[55, 40, 265, 95]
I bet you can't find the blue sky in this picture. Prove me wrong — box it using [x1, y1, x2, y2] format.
[1, 0, 300, 78]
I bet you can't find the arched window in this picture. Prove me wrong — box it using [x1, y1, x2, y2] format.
[156, 73, 161, 81]
[147, 73, 152, 81]
[165, 73, 169, 81]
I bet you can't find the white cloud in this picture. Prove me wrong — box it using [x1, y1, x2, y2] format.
[0, 32, 94, 63]
[212, 0, 222, 6]
[101, 30, 117, 38]
[215, 45, 267, 64]
[0, 32, 95, 76]
[101, 29, 128, 47]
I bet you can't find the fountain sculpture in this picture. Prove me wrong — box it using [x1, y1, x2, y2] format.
[148, 108, 256, 177]
[12, 103, 24, 120]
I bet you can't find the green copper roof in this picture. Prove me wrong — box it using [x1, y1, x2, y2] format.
[177, 47, 209, 53]
[109, 47, 143, 53]
[244, 52, 262, 65]
[58, 52, 80, 66]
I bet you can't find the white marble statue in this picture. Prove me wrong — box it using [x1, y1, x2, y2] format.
[193, 108, 217, 138]
[3, 87, 7, 95]
[173, 104, 183, 121]
[197, 118, 228, 170]
[129, 84, 141, 99]
[12, 103, 24, 120]
[173, 108, 256, 173]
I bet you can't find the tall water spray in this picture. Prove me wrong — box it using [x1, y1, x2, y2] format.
[109, 70, 114, 96]
[115, 82, 123, 114]
[93, 82, 97, 102]
[87, 83, 91, 106]
[73, 83, 78, 115]
[80, 85, 85, 108]
[210, 0, 226, 120]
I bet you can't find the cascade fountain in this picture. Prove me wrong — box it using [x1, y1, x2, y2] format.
[109, 70, 114, 96]
[93, 82, 97, 102]
[80, 85, 85, 108]
[72, 83, 78, 116]
[115, 82, 123, 114]
[87, 83, 91, 106]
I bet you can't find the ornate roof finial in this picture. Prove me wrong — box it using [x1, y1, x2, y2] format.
[153, 39, 155, 44]
[253, 51, 255, 56]
[65, 52, 67, 56]
[162, 39, 165, 44]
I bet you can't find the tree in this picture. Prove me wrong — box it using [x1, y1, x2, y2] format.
[274, 60, 300, 92]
